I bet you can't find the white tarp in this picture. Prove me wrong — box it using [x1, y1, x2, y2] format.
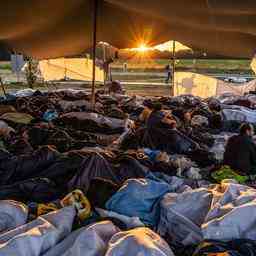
[0, 206, 75, 256]
[39, 58, 104, 82]
[174, 72, 217, 98]
[222, 105, 256, 123]
[158, 180, 256, 246]
[105, 227, 174, 256]
[43, 221, 120, 256]
[174, 72, 256, 98]
[0, 200, 28, 233]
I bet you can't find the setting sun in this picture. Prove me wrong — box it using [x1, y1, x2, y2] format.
[137, 44, 150, 52]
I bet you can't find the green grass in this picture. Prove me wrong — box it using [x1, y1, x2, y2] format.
[176, 59, 251, 70]
[112, 59, 253, 74]
[0, 62, 11, 70]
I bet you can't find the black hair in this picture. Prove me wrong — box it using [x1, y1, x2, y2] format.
[239, 123, 253, 135]
[172, 108, 190, 121]
[209, 103, 221, 112]
[143, 99, 154, 109]
[171, 109, 184, 120]
[208, 98, 221, 112]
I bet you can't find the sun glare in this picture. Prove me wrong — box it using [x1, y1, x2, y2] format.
[137, 44, 149, 52]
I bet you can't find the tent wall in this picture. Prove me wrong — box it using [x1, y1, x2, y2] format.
[39, 58, 104, 82]
[174, 72, 256, 98]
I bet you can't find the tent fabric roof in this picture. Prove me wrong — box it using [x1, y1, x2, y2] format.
[1, 0, 256, 59]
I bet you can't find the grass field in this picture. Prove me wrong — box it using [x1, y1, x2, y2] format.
[112, 59, 253, 74]
[0, 62, 11, 70]
[0, 79, 171, 97]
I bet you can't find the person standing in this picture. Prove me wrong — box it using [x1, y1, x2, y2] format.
[165, 64, 172, 84]
[123, 62, 127, 72]
[103, 58, 114, 82]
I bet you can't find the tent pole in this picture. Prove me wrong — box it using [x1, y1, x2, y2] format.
[91, 0, 98, 109]
[171, 40, 176, 96]
[103, 43, 107, 94]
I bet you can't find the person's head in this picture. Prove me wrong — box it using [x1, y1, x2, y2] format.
[208, 98, 221, 112]
[239, 123, 254, 137]
[152, 102, 162, 112]
[143, 100, 154, 110]
[183, 110, 192, 122]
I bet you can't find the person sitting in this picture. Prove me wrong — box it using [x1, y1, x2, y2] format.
[224, 123, 256, 175]
[108, 80, 124, 95]
[208, 101, 223, 130]
[139, 100, 154, 124]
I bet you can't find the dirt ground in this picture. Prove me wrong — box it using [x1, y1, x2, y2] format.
[0, 69, 172, 97]
[125, 86, 170, 97]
